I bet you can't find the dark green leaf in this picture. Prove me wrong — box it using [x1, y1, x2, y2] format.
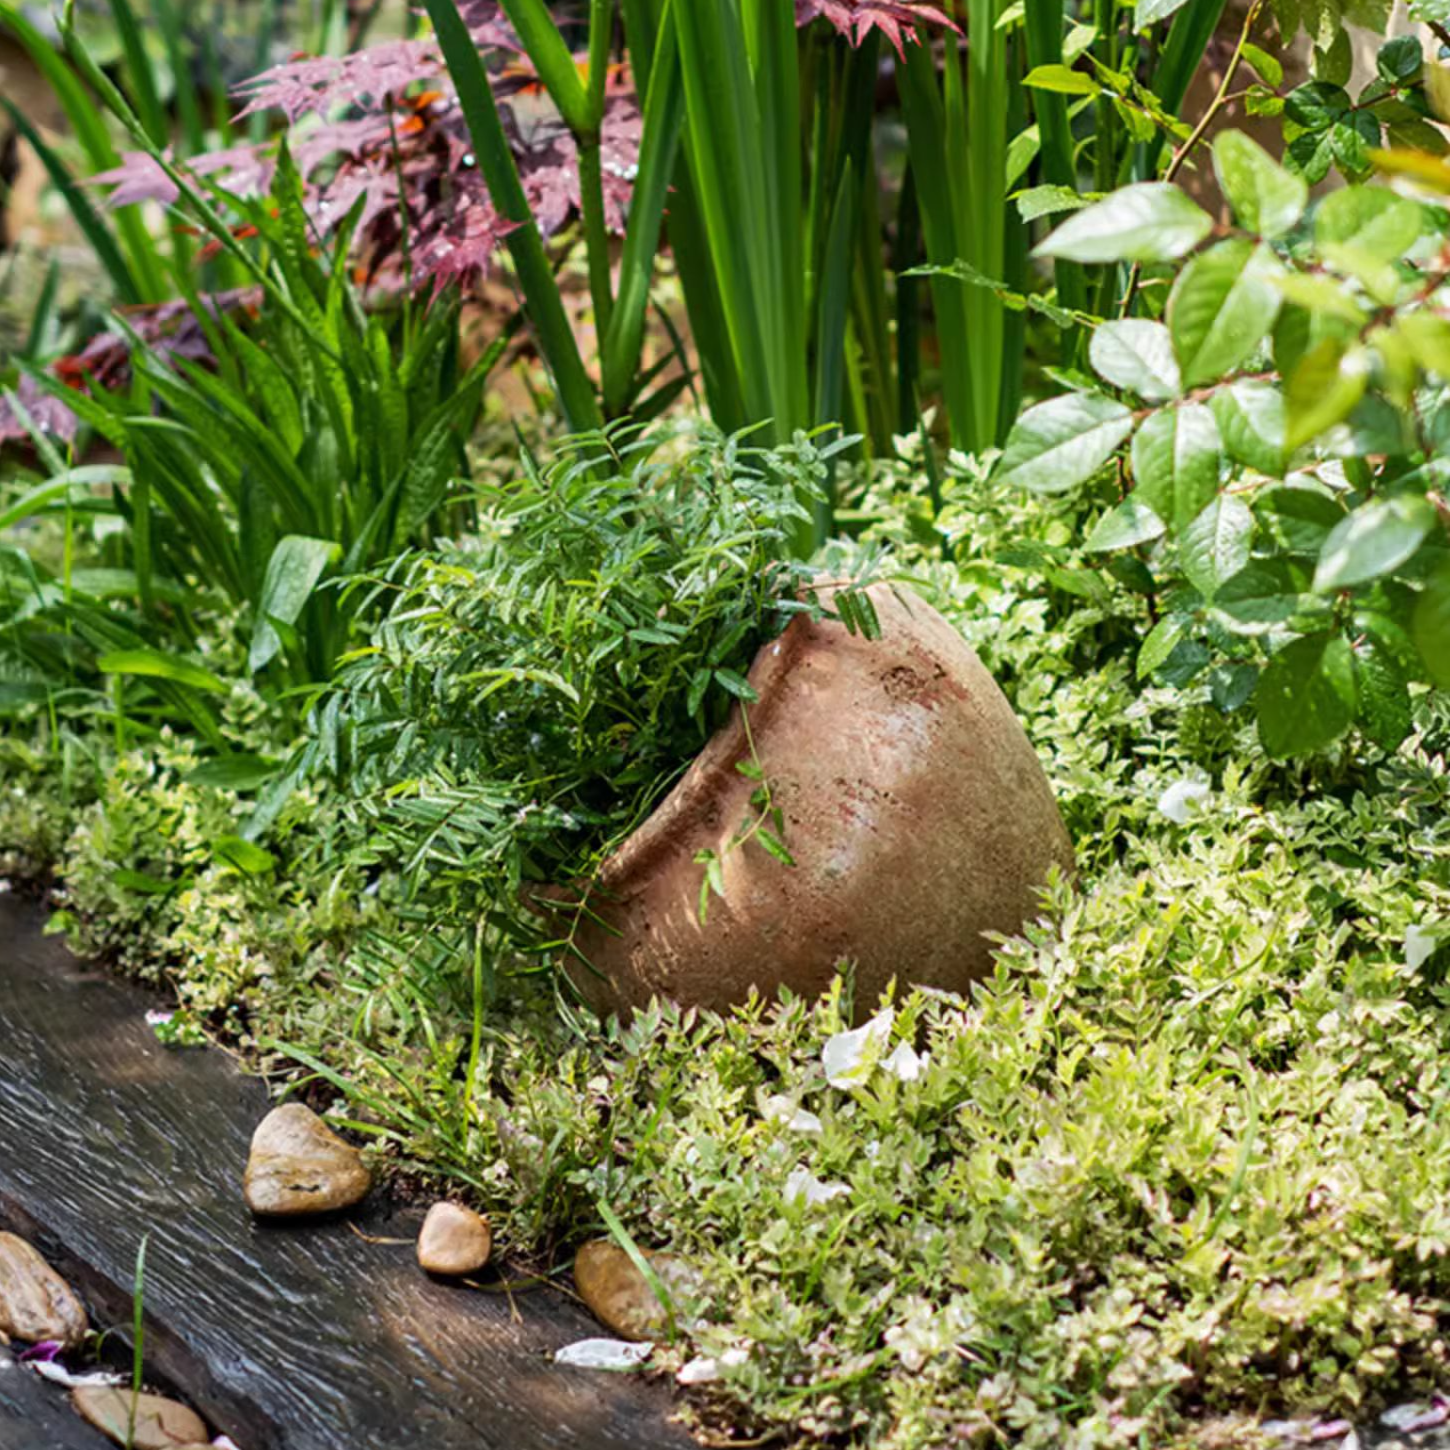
[213, 834, 277, 875]
[250, 535, 340, 672]
[1212, 131, 1308, 239]
[1211, 559, 1306, 635]
[1181, 494, 1254, 598]
[1256, 484, 1344, 555]
[1353, 637, 1413, 749]
[996, 393, 1135, 494]
[1284, 81, 1351, 131]
[186, 755, 279, 791]
[1168, 239, 1282, 387]
[1088, 320, 1181, 400]
[1256, 632, 1357, 756]
[1137, 613, 1190, 679]
[1210, 660, 1260, 711]
[714, 668, 759, 702]
[1377, 35, 1423, 83]
[1286, 339, 1370, 450]
[1034, 182, 1213, 264]
[1314, 494, 1438, 591]
[1084, 498, 1167, 552]
[97, 649, 228, 694]
[755, 827, 796, 867]
[1412, 563, 1450, 686]
[1212, 381, 1288, 476]
[1131, 404, 1222, 534]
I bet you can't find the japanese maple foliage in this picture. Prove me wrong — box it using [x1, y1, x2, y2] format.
[796, 0, 957, 55]
[89, 0, 947, 296]
[4, 0, 958, 449]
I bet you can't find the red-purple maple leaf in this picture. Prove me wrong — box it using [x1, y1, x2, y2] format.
[795, 0, 958, 56]
[0, 373, 80, 447]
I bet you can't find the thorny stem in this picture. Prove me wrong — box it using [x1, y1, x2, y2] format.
[1119, 0, 1265, 318]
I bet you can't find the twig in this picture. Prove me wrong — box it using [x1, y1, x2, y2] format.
[1120, 0, 1266, 318]
[347, 1221, 414, 1247]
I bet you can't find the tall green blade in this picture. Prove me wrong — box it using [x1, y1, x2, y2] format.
[601, 1, 685, 414]
[420, 0, 603, 431]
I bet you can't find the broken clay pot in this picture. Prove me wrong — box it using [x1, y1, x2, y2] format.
[559, 582, 1073, 1018]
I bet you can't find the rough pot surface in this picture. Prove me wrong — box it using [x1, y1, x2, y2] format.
[561, 583, 1073, 1018]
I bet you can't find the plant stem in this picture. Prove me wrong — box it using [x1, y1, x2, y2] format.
[1164, 0, 1262, 188]
[1120, 0, 1263, 317]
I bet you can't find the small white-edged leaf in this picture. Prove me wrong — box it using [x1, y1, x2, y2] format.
[760, 1093, 824, 1134]
[883, 1041, 928, 1082]
[1158, 778, 1212, 823]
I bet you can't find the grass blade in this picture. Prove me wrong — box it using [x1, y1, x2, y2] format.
[422, 0, 603, 431]
[601, 0, 684, 413]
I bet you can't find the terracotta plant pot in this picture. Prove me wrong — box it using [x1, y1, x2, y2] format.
[562, 582, 1073, 1018]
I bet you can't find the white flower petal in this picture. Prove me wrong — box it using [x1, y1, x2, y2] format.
[883, 1041, 927, 1082]
[29, 1362, 126, 1389]
[1158, 779, 1211, 825]
[761, 1094, 823, 1134]
[783, 1166, 851, 1208]
[822, 1009, 894, 1089]
[553, 1338, 654, 1371]
[1406, 923, 1439, 972]
[677, 1356, 721, 1384]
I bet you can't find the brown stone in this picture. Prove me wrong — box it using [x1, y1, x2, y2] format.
[0, 1231, 87, 1348]
[573, 1240, 695, 1342]
[557, 582, 1074, 1018]
[70, 1386, 208, 1448]
[242, 1103, 371, 1217]
[417, 1202, 492, 1277]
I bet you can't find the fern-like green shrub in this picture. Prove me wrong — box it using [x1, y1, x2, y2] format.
[304, 423, 877, 997]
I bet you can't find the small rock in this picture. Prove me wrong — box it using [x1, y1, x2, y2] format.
[0, 1232, 87, 1348]
[71, 1385, 208, 1448]
[242, 1103, 371, 1217]
[573, 1239, 697, 1342]
[417, 1202, 492, 1277]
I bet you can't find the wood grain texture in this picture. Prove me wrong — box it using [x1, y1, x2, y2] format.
[0, 1347, 116, 1449]
[0, 897, 694, 1450]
